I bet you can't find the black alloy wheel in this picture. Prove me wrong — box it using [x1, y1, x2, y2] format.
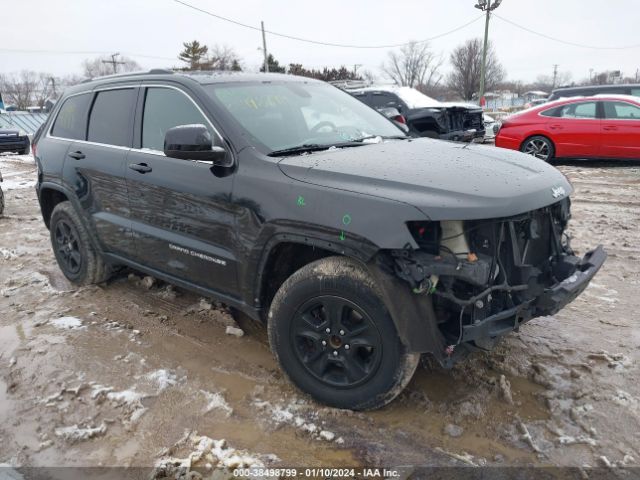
[291, 295, 382, 388]
[53, 219, 83, 275]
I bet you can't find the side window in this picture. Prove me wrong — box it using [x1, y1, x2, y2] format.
[51, 93, 92, 140]
[631, 88, 640, 98]
[559, 102, 597, 119]
[141, 87, 214, 152]
[87, 89, 136, 147]
[540, 106, 562, 117]
[603, 101, 640, 120]
[369, 93, 398, 110]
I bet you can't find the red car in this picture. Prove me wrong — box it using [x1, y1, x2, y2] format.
[496, 95, 640, 161]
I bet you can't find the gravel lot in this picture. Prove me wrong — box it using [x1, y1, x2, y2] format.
[0, 151, 639, 474]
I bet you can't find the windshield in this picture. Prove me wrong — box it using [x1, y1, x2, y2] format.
[204, 81, 404, 154]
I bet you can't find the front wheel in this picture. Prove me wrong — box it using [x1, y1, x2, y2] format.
[268, 256, 420, 410]
[521, 135, 554, 161]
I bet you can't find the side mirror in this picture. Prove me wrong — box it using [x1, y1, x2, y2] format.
[164, 124, 230, 166]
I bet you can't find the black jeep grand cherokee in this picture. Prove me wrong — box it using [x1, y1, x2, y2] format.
[33, 70, 605, 410]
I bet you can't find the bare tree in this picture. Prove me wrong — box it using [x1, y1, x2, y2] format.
[208, 45, 243, 71]
[448, 38, 505, 100]
[82, 55, 141, 79]
[0, 71, 39, 110]
[382, 42, 443, 89]
[533, 72, 572, 91]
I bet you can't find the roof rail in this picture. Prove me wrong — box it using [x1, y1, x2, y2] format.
[329, 79, 372, 90]
[81, 68, 174, 83]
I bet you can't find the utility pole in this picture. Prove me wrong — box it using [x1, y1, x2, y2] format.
[49, 76, 57, 98]
[475, 0, 503, 107]
[552, 64, 559, 88]
[261, 21, 269, 73]
[101, 53, 126, 74]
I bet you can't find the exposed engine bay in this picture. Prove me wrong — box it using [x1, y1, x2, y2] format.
[390, 199, 606, 360]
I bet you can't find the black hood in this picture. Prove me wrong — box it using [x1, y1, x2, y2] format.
[278, 138, 572, 220]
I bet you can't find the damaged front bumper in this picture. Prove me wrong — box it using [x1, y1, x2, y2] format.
[387, 202, 607, 365]
[461, 245, 606, 344]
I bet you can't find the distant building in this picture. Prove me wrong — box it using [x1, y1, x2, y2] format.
[523, 90, 549, 102]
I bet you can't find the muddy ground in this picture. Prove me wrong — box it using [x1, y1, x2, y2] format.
[0, 151, 639, 475]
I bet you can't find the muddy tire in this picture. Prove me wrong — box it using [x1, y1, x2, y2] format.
[268, 256, 420, 410]
[49, 201, 112, 285]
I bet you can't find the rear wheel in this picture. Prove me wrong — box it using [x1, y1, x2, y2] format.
[19, 144, 30, 156]
[268, 256, 420, 410]
[49, 201, 112, 285]
[521, 135, 554, 161]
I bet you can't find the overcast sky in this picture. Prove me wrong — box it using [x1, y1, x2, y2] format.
[2, 0, 639, 85]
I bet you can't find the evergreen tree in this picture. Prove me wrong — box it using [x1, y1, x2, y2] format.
[178, 40, 209, 71]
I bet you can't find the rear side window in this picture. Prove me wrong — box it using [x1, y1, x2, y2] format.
[630, 88, 640, 98]
[369, 92, 400, 110]
[603, 101, 640, 120]
[540, 106, 562, 117]
[51, 93, 92, 140]
[87, 89, 136, 147]
[141, 87, 213, 152]
[558, 102, 597, 119]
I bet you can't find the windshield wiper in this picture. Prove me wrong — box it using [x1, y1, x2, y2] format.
[351, 134, 410, 142]
[268, 136, 409, 157]
[267, 144, 329, 157]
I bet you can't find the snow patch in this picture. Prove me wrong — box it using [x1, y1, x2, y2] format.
[145, 369, 178, 392]
[1, 178, 36, 191]
[50, 316, 84, 330]
[201, 390, 233, 416]
[252, 399, 341, 444]
[153, 431, 276, 478]
[54, 423, 106, 443]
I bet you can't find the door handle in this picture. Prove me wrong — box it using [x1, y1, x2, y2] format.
[549, 124, 563, 130]
[603, 125, 618, 131]
[68, 151, 85, 160]
[128, 163, 152, 174]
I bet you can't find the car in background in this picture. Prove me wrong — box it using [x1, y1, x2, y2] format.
[496, 95, 640, 161]
[523, 98, 548, 109]
[549, 84, 640, 101]
[341, 84, 485, 141]
[482, 114, 500, 142]
[0, 128, 30, 155]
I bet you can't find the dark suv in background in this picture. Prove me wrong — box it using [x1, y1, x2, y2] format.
[339, 84, 485, 141]
[549, 83, 640, 101]
[32, 70, 604, 410]
[0, 127, 31, 155]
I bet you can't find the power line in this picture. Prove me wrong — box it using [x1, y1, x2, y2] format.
[172, 0, 483, 49]
[0, 48, 175, 61]
[493, 14, 640, 50]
